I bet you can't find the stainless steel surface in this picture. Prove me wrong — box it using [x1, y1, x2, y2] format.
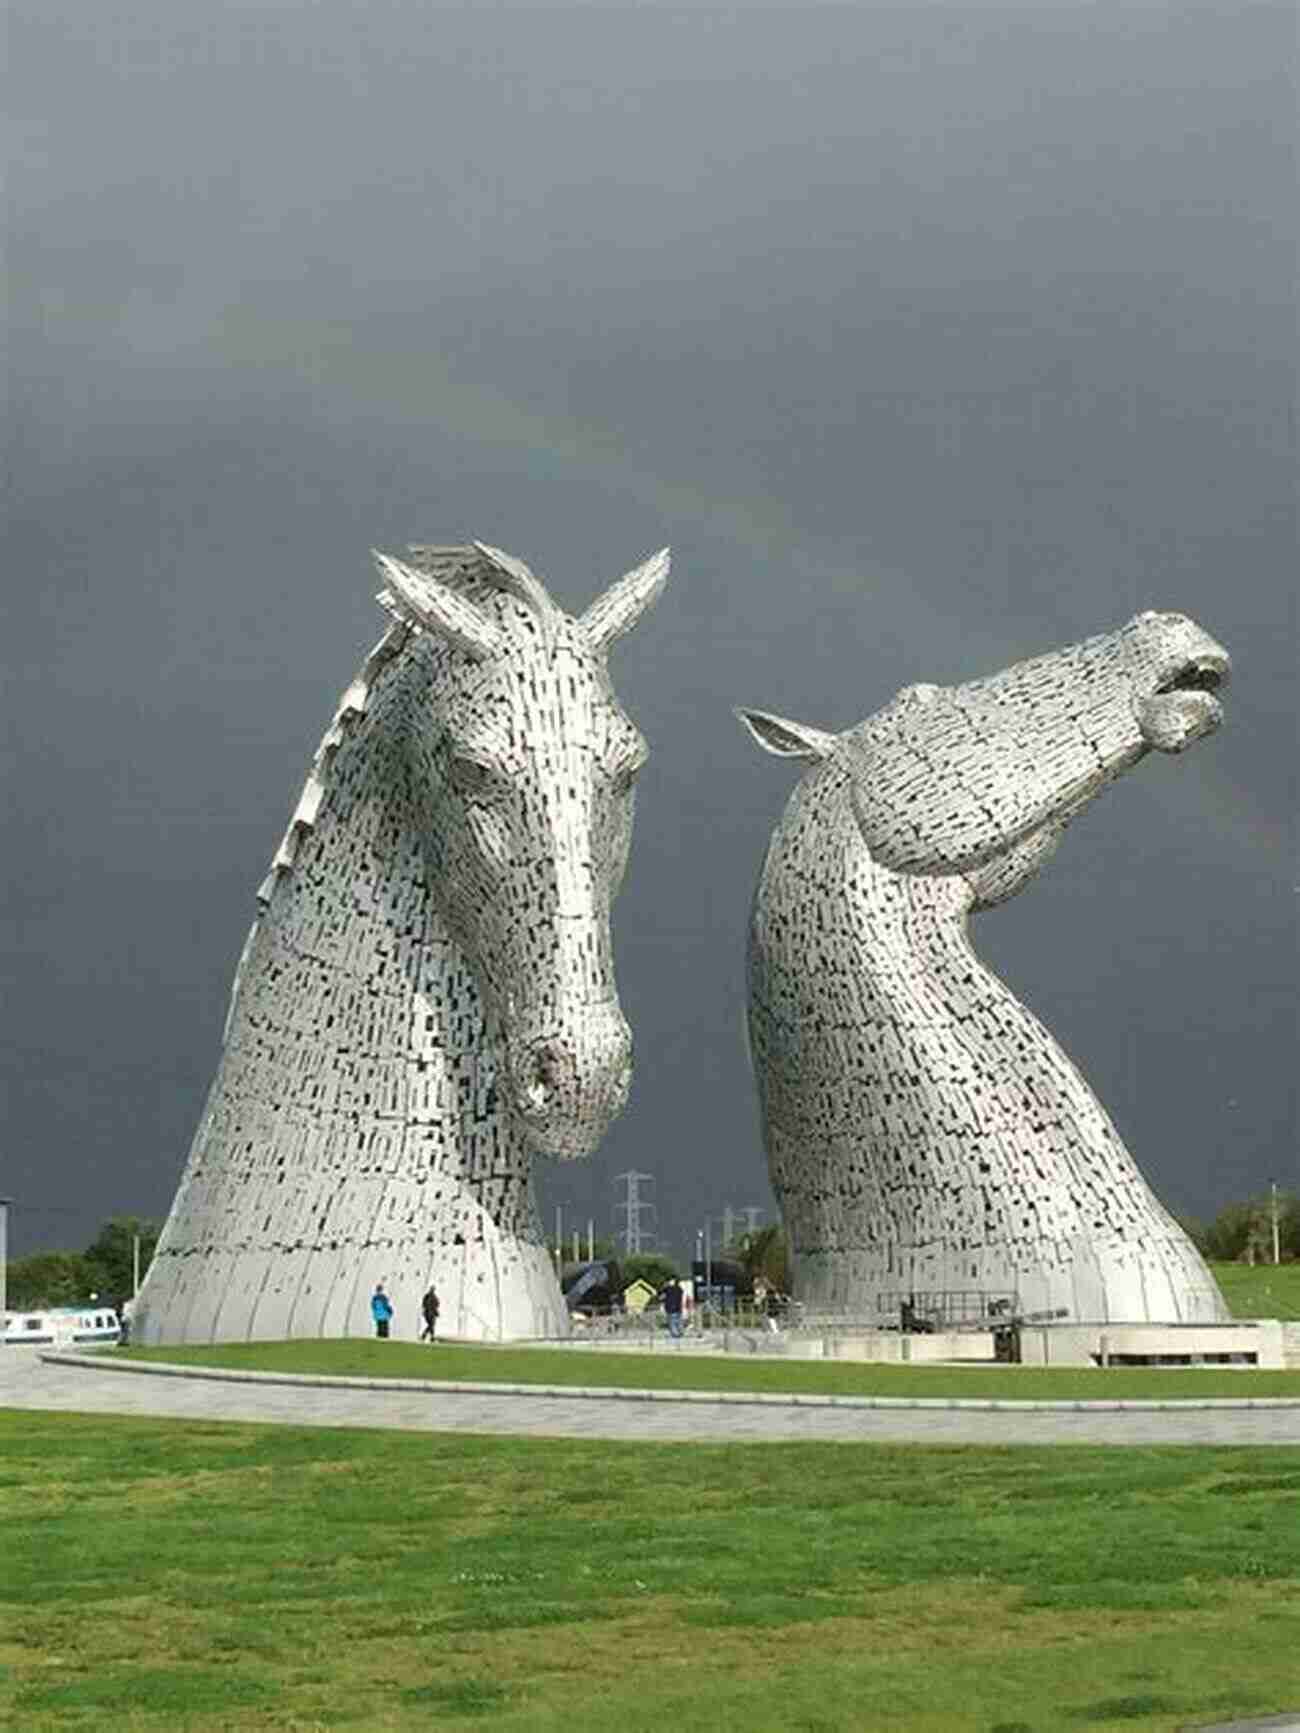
[135, 541, 669, 1344]
[740, 611, 1232, 1325]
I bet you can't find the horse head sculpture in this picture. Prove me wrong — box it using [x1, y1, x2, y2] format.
[742, 610, 1228, 900]
[738, 611, 1231, 1325]
[376, 541, 667, 1158]
[134, 539, 668, 1346]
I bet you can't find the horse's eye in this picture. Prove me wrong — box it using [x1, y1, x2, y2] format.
[610, 758, 643, 797]
[449, 757, 497, 801]
[468, 805, 512, 867]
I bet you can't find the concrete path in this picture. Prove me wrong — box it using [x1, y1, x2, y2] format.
[2, 1348, 1298, 1444]
[1191, 1718, 1300, 1732]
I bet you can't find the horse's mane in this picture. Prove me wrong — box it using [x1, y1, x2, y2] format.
[210, 614, 414, 1048]
[256, 618, 412, 909]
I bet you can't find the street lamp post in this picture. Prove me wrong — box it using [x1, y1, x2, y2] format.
[0, 1198, 11, 1324]
[1271, 1179, 1281, 1267]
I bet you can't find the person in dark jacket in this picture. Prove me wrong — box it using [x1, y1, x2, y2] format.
[420, 1285, 440, 1342]
[661, 1278, 685, 1340]
[371, 1284, 394, 1339]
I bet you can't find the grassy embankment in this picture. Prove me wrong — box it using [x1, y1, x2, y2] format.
[2, 1413, 1298, 1732]
[113, 1337, 1300, 1401]
[1210, 1259, 1300, 1320]
[113, 1262, 1299, 1400]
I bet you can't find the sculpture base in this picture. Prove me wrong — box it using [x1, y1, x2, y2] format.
[1016, 1319, 1286, 1369]
[792, 1230, 1229, 1328]
[727, 1320, 1288, 1370]
[131, 1236, 568, 1346]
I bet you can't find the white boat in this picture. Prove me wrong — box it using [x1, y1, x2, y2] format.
[3, 1306, 121, 1347]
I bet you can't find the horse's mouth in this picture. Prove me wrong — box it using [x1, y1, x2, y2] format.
[1154, 659, 1227, 697]
[1137, 656, 1229, 753]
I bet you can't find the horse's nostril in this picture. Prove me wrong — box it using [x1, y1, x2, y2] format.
[533, 1046, 559, 1085]
[518, 1042, 564, 1114]
[511, 1025, 630, 1126]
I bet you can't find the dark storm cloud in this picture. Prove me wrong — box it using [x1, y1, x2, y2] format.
[5, 1, 1295, 1260]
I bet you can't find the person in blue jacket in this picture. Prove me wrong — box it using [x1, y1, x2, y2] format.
[371, 1283, 394, 1339]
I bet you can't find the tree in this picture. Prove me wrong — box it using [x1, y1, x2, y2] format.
[6, 1252, 98, 1309]
[1202, 1201, 1256, 1262]
[1259, 1191, 1299, 1262]
[2, 1215, 163, 1313]
[734, 1224, 789, 1292]
[1201, 1193, 1299, 1264]
[1282, 1192, 1300, 1261]
[83, 1216, 161, 1298]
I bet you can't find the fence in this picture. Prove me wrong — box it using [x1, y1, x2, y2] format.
[560, 1288, 1023, 1347]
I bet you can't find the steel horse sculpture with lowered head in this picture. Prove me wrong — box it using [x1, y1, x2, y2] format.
[134, 540, 669, 1344]
[739, 611, 1231, 1326]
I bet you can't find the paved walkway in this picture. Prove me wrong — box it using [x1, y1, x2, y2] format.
[2, 1349, 1298, 1444]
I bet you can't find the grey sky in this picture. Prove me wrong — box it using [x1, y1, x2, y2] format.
[5, 1, 1295, 1264]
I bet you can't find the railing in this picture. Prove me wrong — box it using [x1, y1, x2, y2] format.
[877, 1291, 1023, 1332]
[563, 1290, 1024, 1346]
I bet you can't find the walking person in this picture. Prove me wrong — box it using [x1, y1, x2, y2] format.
[371, 1283, 394, 1340]
[420, 1284, 440, 1343]
[661, 1277, 685, 1341]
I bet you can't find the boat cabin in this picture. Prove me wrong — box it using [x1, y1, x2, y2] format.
[3, 1307, 122, 1347]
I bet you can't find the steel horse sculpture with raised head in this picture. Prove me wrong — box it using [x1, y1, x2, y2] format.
[134, 539, 669, 1344]
[738, 611, 1231, 1325]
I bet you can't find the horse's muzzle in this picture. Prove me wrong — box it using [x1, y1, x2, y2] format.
[505, 1010, 633, 1157]
[1134, 639, 1230, 754]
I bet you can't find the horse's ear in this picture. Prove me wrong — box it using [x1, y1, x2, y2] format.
[735, 706, 836, 761]
[471, 541, 556, 623]
[372, 550, 502, 662]
[581, 548, 670, 651]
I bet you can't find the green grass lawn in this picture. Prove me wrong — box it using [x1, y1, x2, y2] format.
[112, 1338, 1300, 1401]
[1, 1414, 1297, 1732]
[1210, 1260, 1300, 1321]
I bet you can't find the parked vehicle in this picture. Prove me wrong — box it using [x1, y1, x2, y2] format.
[3, 1306, 121, 1347]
